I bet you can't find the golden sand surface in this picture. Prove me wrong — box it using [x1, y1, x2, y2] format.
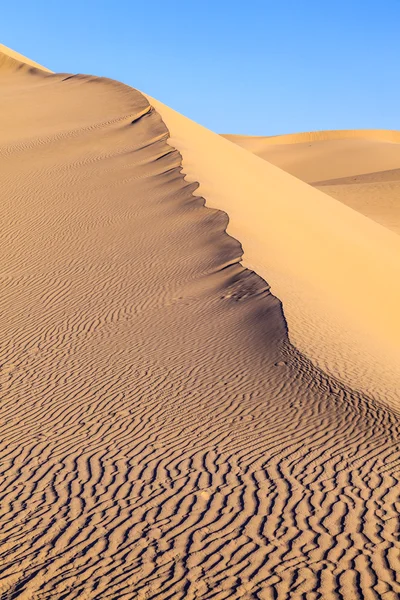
[0, 46, 399, 599]
[223, 131, 400, 235]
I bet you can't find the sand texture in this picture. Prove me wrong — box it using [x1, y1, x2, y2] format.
[0, 47, 400, 599]
[223, 131, 400, 235]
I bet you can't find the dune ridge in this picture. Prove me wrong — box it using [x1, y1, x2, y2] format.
[0, 43, 51, 73]
[0, 46, 399, 599]
[224, 129, 400, 145]
[147, 97, 400, 405]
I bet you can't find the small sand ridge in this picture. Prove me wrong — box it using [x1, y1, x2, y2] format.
[0, 47, 399, 599]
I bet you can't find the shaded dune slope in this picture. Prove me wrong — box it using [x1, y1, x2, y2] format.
[223, 131, 400, 235]
[0, 52, 400, 599]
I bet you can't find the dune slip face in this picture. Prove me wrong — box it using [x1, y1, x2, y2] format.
[0, 48, 400, 599]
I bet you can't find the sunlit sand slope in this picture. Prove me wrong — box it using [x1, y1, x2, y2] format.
[0, 48, 399, 599]
[223, 131, 400, 234]
[149, 99, 400, 404]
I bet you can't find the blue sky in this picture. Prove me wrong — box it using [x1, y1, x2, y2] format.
[1, 1, 399, 135]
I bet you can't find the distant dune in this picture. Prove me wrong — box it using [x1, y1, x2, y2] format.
[1, 44, 399, 599]
[222, 130, 400, 181]
[223, 130, 400, 235]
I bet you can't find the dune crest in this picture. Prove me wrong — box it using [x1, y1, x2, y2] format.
[147, 96, 400, 405]
[0, 43, 51, 73]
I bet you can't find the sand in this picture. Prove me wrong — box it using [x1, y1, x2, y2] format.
[223, 131, 400, 235]
[0, 45, 399, 599]
[150, 100, 400, 404]
[0, 43, 52, 72]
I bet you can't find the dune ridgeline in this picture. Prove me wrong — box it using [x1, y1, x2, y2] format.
[0, 44, 399, 599]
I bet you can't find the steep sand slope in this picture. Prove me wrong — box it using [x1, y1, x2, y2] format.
[223, 131, 400, 234]
[1, 48, 400, 599]
[148, 99, 400, 405]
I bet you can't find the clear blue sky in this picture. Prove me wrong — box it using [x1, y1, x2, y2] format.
[1, 1, 399, 135]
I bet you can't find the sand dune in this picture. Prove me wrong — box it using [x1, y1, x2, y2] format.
[0, 45, 400, 600]
[149, 99, 400, 403]
[0, 43, 51, 73]
[222, 130, 400, 182]
[223, 131, 400, 235]
[315, 168, 400, 235]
